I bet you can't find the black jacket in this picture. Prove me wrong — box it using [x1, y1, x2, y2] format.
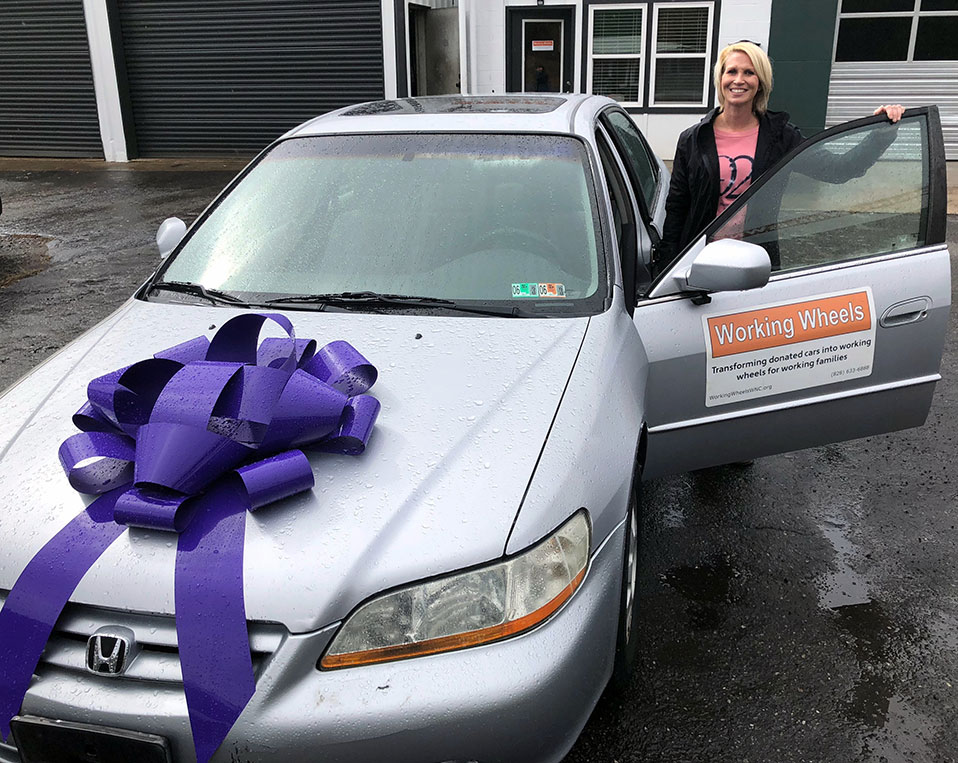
[659, 108, 803, 265]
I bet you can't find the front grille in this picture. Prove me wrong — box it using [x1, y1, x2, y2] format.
[0, 590, 286, 686]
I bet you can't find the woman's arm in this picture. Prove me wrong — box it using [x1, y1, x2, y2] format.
[798, 104, 905, 184]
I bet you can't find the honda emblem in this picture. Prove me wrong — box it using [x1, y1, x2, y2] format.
[86, 626, 137, 676]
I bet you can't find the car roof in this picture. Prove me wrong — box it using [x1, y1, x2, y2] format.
[285, 94, 617, 139]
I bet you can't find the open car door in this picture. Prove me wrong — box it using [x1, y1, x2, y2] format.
[637, 107, 950, 479]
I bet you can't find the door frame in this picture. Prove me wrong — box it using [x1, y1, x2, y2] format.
[505, 5, 576, 93]
[407, 2, 429, 97]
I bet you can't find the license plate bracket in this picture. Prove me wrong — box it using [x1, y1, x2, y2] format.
[11, 715, 173, 763]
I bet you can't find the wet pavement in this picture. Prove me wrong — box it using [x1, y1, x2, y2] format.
[0, 160, 243, 385]
[1, 162, 956, 763]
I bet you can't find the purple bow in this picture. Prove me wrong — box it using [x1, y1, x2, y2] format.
[0, 313, 380, 763]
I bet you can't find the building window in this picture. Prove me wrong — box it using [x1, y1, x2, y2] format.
[835, 0, 958, 61]
[587, 1, 715, 109]
[650, 2, 713, 106]
[588, 5, 646, 106]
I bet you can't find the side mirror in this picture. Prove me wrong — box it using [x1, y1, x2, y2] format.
[685, 238, 770, 293]
[156, 217, 187, 259]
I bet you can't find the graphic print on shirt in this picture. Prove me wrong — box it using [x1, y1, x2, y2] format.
[719, 153, 754, 203]
[713, 126, 758, 218]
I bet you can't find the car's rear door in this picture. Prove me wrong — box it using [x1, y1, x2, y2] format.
[599, 107, 669, 242]
[635, 107, 950, 478]
[594, 106, 670, 306]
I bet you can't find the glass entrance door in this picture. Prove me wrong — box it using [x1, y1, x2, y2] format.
[523, 20, 563, 92]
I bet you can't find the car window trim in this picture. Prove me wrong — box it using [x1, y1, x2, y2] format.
[597, 107, 659, 228]
[582, 139, 619, 312]
[600, 107, 660, 190]
[595, 124, 646, 310]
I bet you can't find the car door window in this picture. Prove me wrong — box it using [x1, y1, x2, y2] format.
[596, 133, 632, 259]
[707, 115, 927, 271]
[602, 110, 659, 215]
[595, 129, 652, 303]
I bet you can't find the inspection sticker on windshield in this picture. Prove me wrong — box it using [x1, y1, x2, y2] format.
[703, 288, 876, 407]
[512, 282, 566, 298]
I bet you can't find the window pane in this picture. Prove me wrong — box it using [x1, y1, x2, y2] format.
[596, 136, 629, 257]
[708, 119, 926, 271]
[606, 111, 658, 211]
[842, 0, 915, 11]
[654, 58, 705, 102]
[656, 6, 709, 53]
[593, 59, 641, 102]
[593, 9, 643, 55]
[922, 0, 958, 9]
[914, 16, 958, 59]
[835, 17, 912, 60]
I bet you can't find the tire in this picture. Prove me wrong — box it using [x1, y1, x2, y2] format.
[609, 476, 641, 691]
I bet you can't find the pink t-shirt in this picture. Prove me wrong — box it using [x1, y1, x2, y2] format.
[714, 125, 759, 216]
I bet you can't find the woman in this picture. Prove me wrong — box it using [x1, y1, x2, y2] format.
[658, 40, 904, 267]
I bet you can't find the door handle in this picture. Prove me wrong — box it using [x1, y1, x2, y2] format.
[880, 297, 931, 328]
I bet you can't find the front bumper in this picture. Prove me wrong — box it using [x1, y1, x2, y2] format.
[5, 525, 624, 763]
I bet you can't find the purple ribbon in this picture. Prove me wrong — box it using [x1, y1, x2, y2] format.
[0, 314, 380, 763]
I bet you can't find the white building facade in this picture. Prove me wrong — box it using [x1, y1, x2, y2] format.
[452, 0, 771, 158]
[1, 0, 953, 161]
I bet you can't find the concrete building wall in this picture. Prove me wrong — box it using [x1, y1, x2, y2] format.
[716, 0, 772, 50]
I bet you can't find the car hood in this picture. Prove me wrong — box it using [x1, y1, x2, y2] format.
[0, 300, 588, 632]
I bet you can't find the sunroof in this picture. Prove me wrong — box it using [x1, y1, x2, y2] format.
[343, 96, 565, 116]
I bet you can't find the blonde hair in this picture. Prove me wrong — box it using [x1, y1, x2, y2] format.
[714, 41, 773, 115]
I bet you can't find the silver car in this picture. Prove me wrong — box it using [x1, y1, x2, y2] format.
[0, 95, 950, 763]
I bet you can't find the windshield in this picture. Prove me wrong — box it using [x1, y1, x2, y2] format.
[152, 133, 605, 314]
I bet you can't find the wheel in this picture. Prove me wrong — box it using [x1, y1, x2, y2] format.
[610, 476, 641, 690]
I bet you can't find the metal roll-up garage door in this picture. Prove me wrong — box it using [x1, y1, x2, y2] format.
[0, 1, 104, 158]
[826, 62, 958, 160]
[116, 0, 385, 157]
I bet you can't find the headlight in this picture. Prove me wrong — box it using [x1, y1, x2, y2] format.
[320, 510, 591, 669]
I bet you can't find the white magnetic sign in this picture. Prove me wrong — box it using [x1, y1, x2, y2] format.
[703, 288, 877, 407]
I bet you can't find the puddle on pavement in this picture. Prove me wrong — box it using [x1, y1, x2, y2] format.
[835, 600, 896, 725]
[828, 594, 939, 763]
[818, 515, 871, 609]
[0, 233, 52, 288]
[817, 514, 935, 757]
[862, 693, 937, 762]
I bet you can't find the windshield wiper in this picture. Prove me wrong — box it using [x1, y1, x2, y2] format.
[149, 281, 248, 306]
[266, 291, 453, 307]
[264, 291, 529, 317]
